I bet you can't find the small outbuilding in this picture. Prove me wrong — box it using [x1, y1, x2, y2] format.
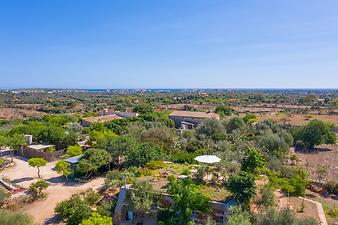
[65, 154, 83, 179]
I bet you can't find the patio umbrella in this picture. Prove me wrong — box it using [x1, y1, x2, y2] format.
[194, 155, 221, 164]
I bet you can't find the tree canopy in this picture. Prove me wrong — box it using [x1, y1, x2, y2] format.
[28, 158, 47, 178]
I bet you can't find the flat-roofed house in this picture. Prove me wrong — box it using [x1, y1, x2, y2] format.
[100, 109, 139, 118]
[16, 144, 64, 162]
[169, 110, 220, 129]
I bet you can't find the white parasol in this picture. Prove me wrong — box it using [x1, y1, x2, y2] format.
[194, 155, 221, 164]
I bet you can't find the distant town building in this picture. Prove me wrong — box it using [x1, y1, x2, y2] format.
[169, 110, 220, 129]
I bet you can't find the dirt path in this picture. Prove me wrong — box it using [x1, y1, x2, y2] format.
[1, 157, 105, 225]
[23, 177, 105, 225]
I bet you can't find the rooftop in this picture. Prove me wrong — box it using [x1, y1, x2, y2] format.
[65, 154, 83, 164]
[27, 144, 54, 150]
[169, 110, 220, 119]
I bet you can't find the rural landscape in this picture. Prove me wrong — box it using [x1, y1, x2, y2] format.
[1, 1, 338, 225]
[0, 89, 337, 225]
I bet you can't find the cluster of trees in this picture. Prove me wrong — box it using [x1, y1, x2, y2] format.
[55, 190, 113, 225]
[226, 206, 317, 225]
[1, 115, 82, 150]
[157, 177, 211, 225]
[293, 120, 336, 149]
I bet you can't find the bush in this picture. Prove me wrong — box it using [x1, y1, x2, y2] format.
[29, 180, 48, 199]
[255, 207, 317, 225]
[0, 210, 34, 225]
[145, 160, 167, 170]
[79, 212, 113, 225]
[55, 195, 92, 225]
[0, 187, 9, 206]
[83, 190, 100, 205]
[171, 151, 196, 164]
[139, 168, 153, 176]
[226, 205, 251, 225]
[66, 145, 83, 157]
[325, 181, 338, 195]
[96, 200, 116, 217]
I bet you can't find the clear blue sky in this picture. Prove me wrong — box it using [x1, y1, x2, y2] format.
[1, 0, 338, 89]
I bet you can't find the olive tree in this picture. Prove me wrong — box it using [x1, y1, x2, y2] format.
[28, 158, 47, 178]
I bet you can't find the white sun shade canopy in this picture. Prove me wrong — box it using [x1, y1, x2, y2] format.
[194, 155, 221, 164]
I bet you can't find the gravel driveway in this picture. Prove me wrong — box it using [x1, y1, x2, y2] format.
[1, 157, 105, 225]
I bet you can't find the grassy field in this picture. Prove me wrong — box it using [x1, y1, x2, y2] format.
[256, 112, 338, 126]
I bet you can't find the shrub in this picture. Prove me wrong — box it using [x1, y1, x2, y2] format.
[29, 180, 49, 199]
[83, 190, 100, 205]
[171, 151, 196, 164]
[79, 212, 113, 225]
[55, 195, 92, 225]
[66, 145, 83, 157]
[139, 168, 153, 176]
[0, 187, 9, 206]
[325, 181, 338, 195]
[0, 210, 34, 225]
[145, 160, 167, 170]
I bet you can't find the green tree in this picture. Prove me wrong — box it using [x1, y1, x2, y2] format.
[127, 142, 164, 167]
[105, 170, 135, 188]
[243, 113, 257, 124]
[0, 210, 34, 225]
[255, 207, 317, 225]
[228, 171, 256, 206]
[225, 117, 245, 133]
[293, 120, 336, 149]
[38, 126, 78, 149]
[226, 205, 252, 225]
[127, 180, 159, 215]
[66, 145, 83, 157]
[215, 105, 233, 117]
[133, 103, 153, 114]
[255, 186, 276, 209]
[96, 135, 134, 170]
[28, 158, 48, 178]
[79, 212, 113, 225]
[55, 195, 92, 225]
[257, 133, 289, 157]
[166, 177, 211, 224]
[8, 134, 27, 162]
[0, 135, 9, 157]
[77, 149, 112, 178]
[242, 148, 266, 174]
[29, 179, 49, 199]
[56, 160, 72, 181]
[196, 119, 226, 141]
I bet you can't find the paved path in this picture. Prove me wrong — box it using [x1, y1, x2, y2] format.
[1, 157, 105, 225]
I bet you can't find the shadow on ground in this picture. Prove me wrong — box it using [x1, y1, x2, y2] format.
[12, 177, 34, 183]
[45, 214, 62, 225]
[46, 176, 87, 187]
